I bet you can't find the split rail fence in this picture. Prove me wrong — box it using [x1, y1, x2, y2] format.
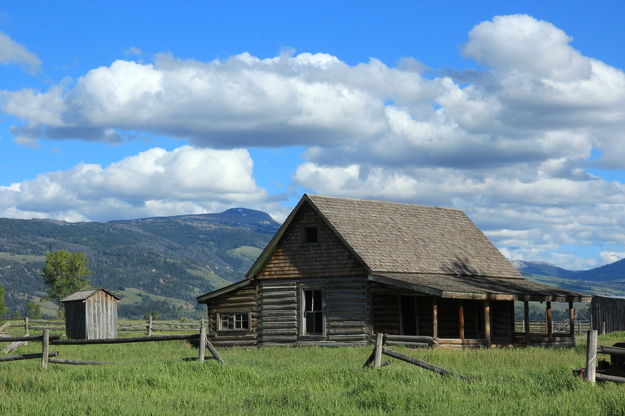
[576, 329, 625, 384]
[514, 320, 591, 334]
[0, 320, 223, 368]
[2, 317, 202, 337]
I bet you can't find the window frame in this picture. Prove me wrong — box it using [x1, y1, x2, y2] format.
[216, 311, 252, 332]
[299, 287, 326, 337]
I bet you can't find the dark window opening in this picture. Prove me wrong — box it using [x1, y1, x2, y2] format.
[304, 289, 323, 335]
[304, 227, 318, 244]
[401, 296, 417, 335]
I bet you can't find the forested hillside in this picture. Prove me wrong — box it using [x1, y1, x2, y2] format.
[0, 208, 279, 318]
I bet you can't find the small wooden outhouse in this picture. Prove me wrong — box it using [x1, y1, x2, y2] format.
[61, 288, 120, 339]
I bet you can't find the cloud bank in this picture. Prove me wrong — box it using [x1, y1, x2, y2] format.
[0, 146, 269, 222]
[2, 14, 625, 267]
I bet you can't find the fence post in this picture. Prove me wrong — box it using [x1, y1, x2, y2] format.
[601, 321, 606, 335]
[24, 317, 29, 336]
[146, 316, 153, 337]
[585, 330, 597, 384]
[199, 319, 206, 363]
[374, 333, 384, 369]
[41, 329, 49, 369]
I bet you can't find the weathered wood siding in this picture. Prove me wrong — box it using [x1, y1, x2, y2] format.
[85, 291, 118, 339]
[591, 296, 625, 334]
[257, 203, 366, 279]
[64, 291, 118, 339]
[207, 281, 258, 347]
[259, 276, 371, 346]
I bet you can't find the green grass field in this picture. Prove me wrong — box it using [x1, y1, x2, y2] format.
[1, 331, 625, 415]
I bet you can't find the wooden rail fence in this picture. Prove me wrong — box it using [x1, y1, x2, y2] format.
[573, 330, 625, 384]
[514, 320, 591, 334]
[0, 320, 223, 368]
[2, 317, 204, 336]
[363, 333, 470, 381]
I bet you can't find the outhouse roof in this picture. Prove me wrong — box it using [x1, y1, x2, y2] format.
[61, 288, 120, 302]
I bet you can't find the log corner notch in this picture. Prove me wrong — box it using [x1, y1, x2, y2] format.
[363, 333, 470, 381]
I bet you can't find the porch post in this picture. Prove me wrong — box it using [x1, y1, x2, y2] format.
[484, 300, 491, 347]
[546, 301, 553, 339]
[432, 300, 438, 338]
[524, 300, 530, 346]
[569, 301, 575, 338]
[459, 301, 465, 342]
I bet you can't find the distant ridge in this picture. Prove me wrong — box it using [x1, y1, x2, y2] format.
[0, 209, 280, 319]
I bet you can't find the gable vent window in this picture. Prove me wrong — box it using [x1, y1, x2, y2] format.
[303, 289, 323, 335]
[304, 227, 318, 244]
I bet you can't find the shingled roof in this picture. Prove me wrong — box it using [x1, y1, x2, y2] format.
[243, 194, 589, 302]
[306, 195, 522, 279]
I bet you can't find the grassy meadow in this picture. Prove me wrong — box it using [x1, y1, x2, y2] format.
[1, 330, 625, 415]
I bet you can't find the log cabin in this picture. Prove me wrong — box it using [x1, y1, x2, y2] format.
[197, 194, 590, 348]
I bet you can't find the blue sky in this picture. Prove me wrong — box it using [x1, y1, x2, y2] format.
[1, 1, 625, 270]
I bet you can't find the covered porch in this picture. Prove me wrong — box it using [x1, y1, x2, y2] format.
[369, 272, 591, 348]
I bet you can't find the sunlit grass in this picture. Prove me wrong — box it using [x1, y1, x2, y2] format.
[1, 332, 625, 415]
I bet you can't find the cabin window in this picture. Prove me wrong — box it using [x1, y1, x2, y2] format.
[217, 312, 250, 331]
[304, 227, 318, 244]
[302, 289, 324, 335]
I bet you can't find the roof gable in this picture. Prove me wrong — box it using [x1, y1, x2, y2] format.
[248, 194, 521, 279]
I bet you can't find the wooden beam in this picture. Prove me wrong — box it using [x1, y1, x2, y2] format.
[569, 301, 575, 338]
[41, 329, 49, 369]
[0, 351, 58, 362]
[381, 348, 470, 381]
[374, 333, 384, 369]
[432, 300, 438, 338]
[51, 333, 200, 345]
[199, 320, 206, 363]
[585, 330, 597, 384]
[524, 300, 530, 345]
[458, 301, 465, 342]
[546, 301, 553, 339]
[484, 301, 491, 347]
[48, 358, 114, 365]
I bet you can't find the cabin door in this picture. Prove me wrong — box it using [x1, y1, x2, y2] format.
[400, 296, 418, 335]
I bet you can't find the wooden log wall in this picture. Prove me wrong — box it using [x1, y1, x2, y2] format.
[256, 203, 366, 279]
[591, 296, 625, 334]
[259, 276, 371, 346]
[206, 281, 258, 347]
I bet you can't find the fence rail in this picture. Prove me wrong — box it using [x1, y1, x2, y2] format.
[514, 320, 591, 334]
[1, 318, 204, 336]
[0, 321, 222, 368]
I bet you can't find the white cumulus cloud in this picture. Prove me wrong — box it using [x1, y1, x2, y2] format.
[2, 14, 625, 268]
[0, 146, 271, 222]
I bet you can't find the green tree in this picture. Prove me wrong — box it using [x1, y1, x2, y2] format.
[0, 286, 8, 317]
[41, 251, 91, 309]
[26, 302, 41, 319]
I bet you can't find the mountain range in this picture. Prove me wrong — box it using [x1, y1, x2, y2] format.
[1, 208, 624, 319]
[0, 208, 279, 318]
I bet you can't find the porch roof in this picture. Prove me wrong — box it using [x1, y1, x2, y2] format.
[369, 272, 591, 302]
